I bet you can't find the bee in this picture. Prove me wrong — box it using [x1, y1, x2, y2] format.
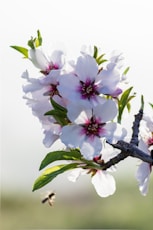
[41, 192, 56, 206]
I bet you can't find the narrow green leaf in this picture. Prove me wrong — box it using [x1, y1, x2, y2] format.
[35, 30, 42, 47]
[97, 59, 107, 65]
[45, 109, 69, 126]
[50, 98, 67, 113]
[93, 46, 98, 59]
[149, 102, 153, 109]
[33, 163, 79, 191]
[118, 87, 135, 123]
[123, 66, 130, 75]
[96, 53, 105, 62]
[126, 102, 131, 113]
[28, 38, 35, 49]
[10, 46, 28, 58]
[40, 149, 82, 170]
[45, 110, 66, 117]
[141, 95, 144, 110]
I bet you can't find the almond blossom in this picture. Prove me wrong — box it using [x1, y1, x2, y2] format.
[57, 54, 122, 106]
[68, 145, 119, 197]
[21, 48, 65, 147]
[29, 48, 64, 75]
[60, 99, 127, 160]
[135, 114, 153, 195]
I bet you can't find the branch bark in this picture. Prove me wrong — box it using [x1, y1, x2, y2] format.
[101, 105, 153, 170]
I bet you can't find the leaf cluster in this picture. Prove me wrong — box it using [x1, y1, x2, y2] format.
[10, 30, 42, 58]
[93, 46, 107, 65]
[45, 98, 69, 126]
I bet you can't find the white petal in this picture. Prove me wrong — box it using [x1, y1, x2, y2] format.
[30, 48, 49, 70]
[75, 55, 98, 82]
[68, 168, 86, 182]
[43, 124, 61, 147]
[61, 125, 85, 148]
[67, 101, 92, 124]
[136, 162, 151, 196]
[91, 170, 116, 197]
[58, 74, 80, 101]
[93, 99, 117, 122]
[50, 50, 65, 68]
[104, 123, 127, 143]
[81, 137, 102, 160]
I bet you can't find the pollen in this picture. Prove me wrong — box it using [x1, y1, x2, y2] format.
[79, 79, 98, 100]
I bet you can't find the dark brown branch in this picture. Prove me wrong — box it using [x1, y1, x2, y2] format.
[101, 102, 153, 170]
[101, 140, 153, 170]
[130, 108, 143, 146]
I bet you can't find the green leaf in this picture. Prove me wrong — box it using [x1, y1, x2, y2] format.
[35, 30, 42, 47]
[45, 98, 68, 125]
[149, 102, 153, 109]
[45, 110, 67, 118]
[93, 46, 98, 59]
[10, 46, 28, 58]
[33, 163, 79, 191]
[123, 66, 130, 75]
[28, 38, 35, 49]
[117, 87, 136, 123]
[45, 109, 69, 126]
[27, 30, 42, 49]
[50, 98, 67, 113]
[40, 149, 82, 170]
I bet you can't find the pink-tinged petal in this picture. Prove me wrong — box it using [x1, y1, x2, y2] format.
[50, 50, 65, 68]
[91, 170, 116, 197]
[93, 99, 117, 122]
[61, 125, 85, 148]
[75, 55, 98, 82]
[80, 137, 102, 160]
[103, 123, 127, 143]
[136, 162, 151, 196]
[68, 168, 86, 182]
[58, 74, 81, 101]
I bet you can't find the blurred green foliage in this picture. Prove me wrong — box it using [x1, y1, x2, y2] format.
[1, 179, 153, 230]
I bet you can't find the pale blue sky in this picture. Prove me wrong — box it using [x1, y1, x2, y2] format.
[1, 0, 153, 194]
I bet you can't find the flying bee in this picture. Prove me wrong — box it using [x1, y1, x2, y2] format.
[41, 192, 56, 206]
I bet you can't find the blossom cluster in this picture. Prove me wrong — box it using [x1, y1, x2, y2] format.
[12, 31, 153, 198]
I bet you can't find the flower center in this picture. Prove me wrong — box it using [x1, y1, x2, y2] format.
[44, 83, 60, 97]
[147, 133, 153, 146]
[82, 116, 105, 137]
[41, 63, 59, 75]
[78, 79, 98, 100]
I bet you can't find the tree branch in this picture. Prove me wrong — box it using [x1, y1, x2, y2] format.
[101, 101, 153, 170]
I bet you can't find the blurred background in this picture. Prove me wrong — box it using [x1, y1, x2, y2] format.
[1, 0, 153, 229]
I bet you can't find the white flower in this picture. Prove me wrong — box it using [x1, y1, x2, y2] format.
[68, 168, 116, 197]
[61, 99, 127, 160]
[22, 71, 62, 148]
[91, 170, 116, 197]
[135, 115, 153, 196]
[29, 48, 65, 74]
[68, 144, 117, 197]
[58, 54, 122, 106]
